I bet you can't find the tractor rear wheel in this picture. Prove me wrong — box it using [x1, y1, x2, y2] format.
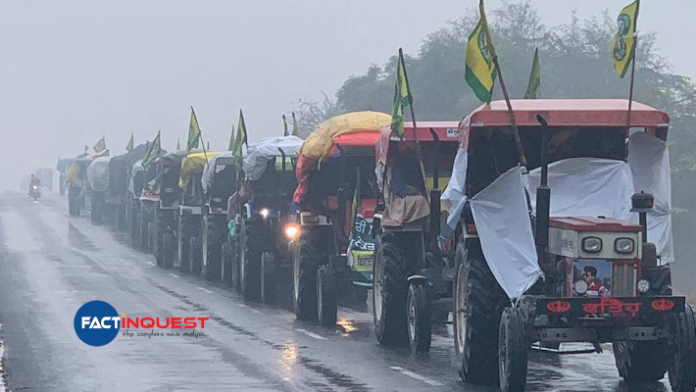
[317, 265, 338, 327]
[668, 305, 696, 392]
[454, 245, 507, 385]
[373, 235, 409, 347]
[162, 231, 175, 269]
[221, 243, 234, 286]
[498, 306, 528, 392]
[293, 234, 319, 321]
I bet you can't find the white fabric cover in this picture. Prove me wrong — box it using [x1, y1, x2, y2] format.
[243, 136, 302, 181]
[87, 157, 111, 192]
[441, 148, 469, 234]
[202, 152, 234, 192]
[127, 160, 144, 194]
[628, 132, 674, 263]
[525, 158, 634, 222]
[469, 167, 542, 299]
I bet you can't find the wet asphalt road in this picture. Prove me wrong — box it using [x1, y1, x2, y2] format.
[0, 191, 674, 392]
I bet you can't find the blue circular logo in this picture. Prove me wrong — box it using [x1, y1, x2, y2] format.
[74, 301, 120, 347]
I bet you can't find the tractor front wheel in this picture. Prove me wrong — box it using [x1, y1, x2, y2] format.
[293, 235, 318, 321]
[668, 305, 696, 392]
[317, 265, 337, 327]
[407, 281, 432, 354]
[498, 306, 528, 392]
[261, 252, 276, 304]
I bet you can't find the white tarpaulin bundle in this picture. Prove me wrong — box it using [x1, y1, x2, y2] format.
[628, 132, 674, 263]
[243, 135, 302, 181]
[87, 156, 111, 192]
[127, 159, 144, 194]
[469, 167, 543, 299]
[525, 158, 634, 222]
[202, 152, 235, 192]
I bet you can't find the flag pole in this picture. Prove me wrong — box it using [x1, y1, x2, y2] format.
[397, 48, 429, 202]
[492, 55, 528, 168]
[626, 34, 638, 130]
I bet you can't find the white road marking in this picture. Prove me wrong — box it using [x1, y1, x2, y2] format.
[295, 328, 328, 340]
[237, 304, 248, 308]
[390, 366, 444, 386]
[196, 286, 213, 294]
[146, 261, 155, 266]
[169, 273, 180, 278]
[0, 323, 6, 392]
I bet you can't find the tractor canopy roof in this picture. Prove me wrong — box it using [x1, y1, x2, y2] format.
[179, 151, 219, 189]
[293, 112, 389, 205]
[464, 99, 668, 134]
[244, 135, 302, 182]
[376, 121, 460, 167]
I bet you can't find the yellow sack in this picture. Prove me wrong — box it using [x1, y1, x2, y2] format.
[179, 152, 218, 189]
[300, 111, 390, 159]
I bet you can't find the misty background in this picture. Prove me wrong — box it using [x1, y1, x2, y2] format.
[1, 1, 694, 289]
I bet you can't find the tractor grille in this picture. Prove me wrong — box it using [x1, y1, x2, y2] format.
[612, 263, 637, 297]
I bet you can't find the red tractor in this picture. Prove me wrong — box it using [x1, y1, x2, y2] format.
[444, 99, 695, 392]
[291, 112, 390, 326]
[372, 122, 460, 353]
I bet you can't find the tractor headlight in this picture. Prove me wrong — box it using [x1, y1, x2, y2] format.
[614, 238, 635, 254]
[582, 237, 603, 253]
[637, 279, 651, 293]
[284, 223, 300, 240]
[259, 208, 270, 219]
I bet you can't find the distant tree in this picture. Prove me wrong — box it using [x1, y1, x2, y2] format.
[290, 93, 343, 138]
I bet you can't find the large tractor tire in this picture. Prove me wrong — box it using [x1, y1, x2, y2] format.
[130, 207, 140, 248]
[147, 221, 155, 255]
[407, 281, 432, 353]
[293, 234, 320, 321]
[178, 215, 198, 273]
[68, 187, 81, 216]
[138, 214, 150, 252]
[614, 263, 672, 383]
[668, 305, 696, 392]
[261, 252, 276, 304]
[221, 242, 236, 287]
[162, 231, 176, 269]
[189, 237, 202, 276]
[202, 217, 225, 281]
[240, 219, 266, 301]
[317, 265, 338, 327]
[90, 194, 102, 225]
[454, 244, 508, 385]
[373, 234, 409, 347]
[498, 306, 528, 392]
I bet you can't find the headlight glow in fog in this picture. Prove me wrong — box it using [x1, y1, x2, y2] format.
[259, 208, 270, 218]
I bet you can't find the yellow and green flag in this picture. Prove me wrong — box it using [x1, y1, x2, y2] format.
[610, 0, 639, 78]
[187, 106, 202, 152]
[228, 125, 235, 151]
[390, 48, 413, 139]
[232, 110, 248, 161]
[142, 132, 161, 168]
[292, 112, 300, 137]
[126, 133, 134, 152]
[283, 115, 289, 137]
[524, 48, 541, 99]
[465, 0, 497, 103]
[93, 136, 107, 154]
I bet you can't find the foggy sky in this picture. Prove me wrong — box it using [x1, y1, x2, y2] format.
[1, 0, 694, 189]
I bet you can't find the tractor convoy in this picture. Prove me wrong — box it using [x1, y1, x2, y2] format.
[60, 100, 694, 392]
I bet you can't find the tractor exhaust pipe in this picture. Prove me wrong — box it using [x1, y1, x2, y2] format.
[428, 128, 441, 236]
[535, 114, 551, 251]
